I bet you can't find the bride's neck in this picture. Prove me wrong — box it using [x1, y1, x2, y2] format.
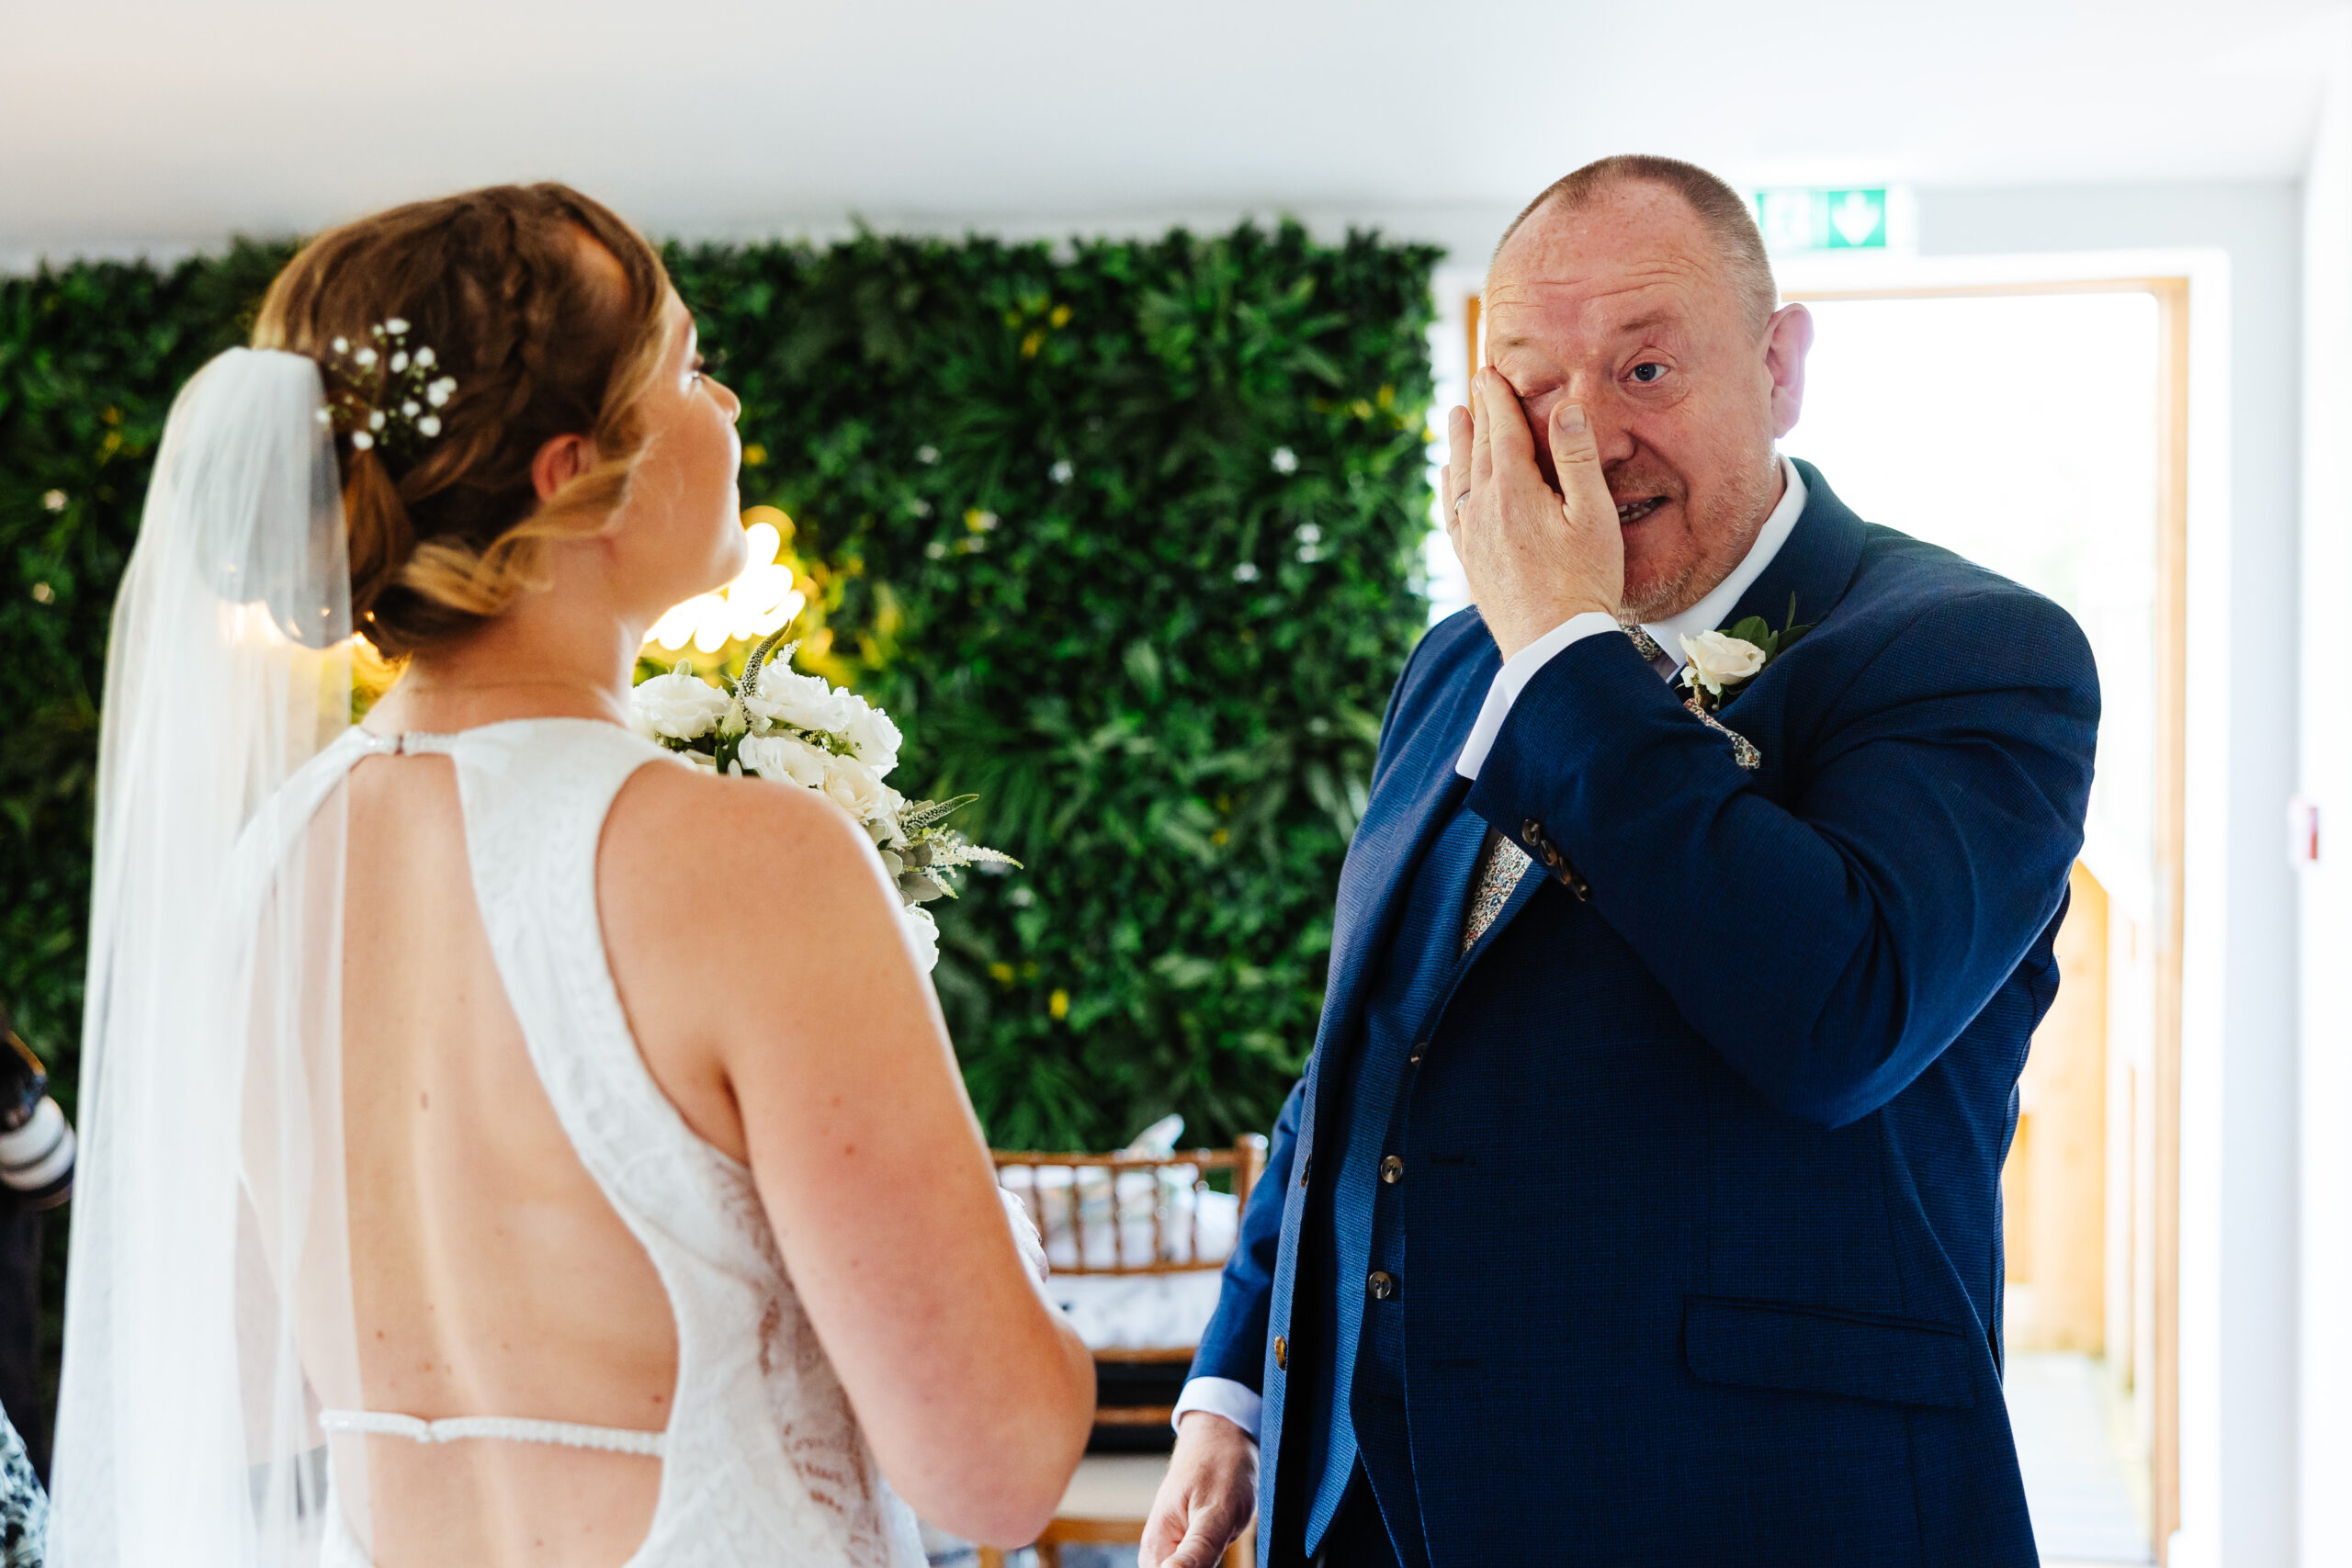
[366, 595, 644, 736]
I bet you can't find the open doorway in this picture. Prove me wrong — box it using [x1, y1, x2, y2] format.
[1448, 279, 2189, 1564]
[1794, 282, 2188, 1567]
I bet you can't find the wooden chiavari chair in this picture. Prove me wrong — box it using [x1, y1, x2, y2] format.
[976, 1134, 1266, 1568]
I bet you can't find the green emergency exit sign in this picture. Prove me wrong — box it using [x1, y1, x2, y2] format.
[1753, 187, 1888, 253]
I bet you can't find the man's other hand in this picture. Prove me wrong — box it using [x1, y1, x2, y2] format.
[1139, 1411, 1257, 1568]
[1443, 367, 1623, 660]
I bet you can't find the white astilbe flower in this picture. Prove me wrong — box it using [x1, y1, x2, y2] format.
[630, 664, 730, 741]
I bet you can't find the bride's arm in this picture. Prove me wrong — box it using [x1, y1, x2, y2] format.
[603, 767, 1094, 1545]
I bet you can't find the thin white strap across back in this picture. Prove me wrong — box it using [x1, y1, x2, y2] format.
[319, 1408, 667, 1457]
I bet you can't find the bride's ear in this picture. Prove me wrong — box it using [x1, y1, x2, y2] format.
[531, 433, 601, 502]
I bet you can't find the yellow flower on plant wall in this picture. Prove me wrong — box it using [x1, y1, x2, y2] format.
[1049, 988, 1069, 1021]
[743, 443, 768, 467]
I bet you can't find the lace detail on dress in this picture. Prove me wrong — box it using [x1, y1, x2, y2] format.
[319, 719, 925, 1568]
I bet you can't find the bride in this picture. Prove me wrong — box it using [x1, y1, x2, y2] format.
[48, 183, 1094, 1566]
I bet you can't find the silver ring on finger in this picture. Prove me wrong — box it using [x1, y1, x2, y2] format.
[1453, 489, 1473, 519]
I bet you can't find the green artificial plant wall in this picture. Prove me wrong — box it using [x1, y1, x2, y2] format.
[672, 225, 1439, 1149]
[0, 222, 1438, 1172]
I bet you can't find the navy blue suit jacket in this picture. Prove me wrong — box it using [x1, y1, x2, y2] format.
[1191, 462, 2099, 1566]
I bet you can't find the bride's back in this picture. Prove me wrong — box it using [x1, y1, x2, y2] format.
[155, 184, 1091, 1566]
[338, 744, 678, 1564]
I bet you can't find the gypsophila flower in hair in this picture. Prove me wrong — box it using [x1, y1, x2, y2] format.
[318, 319, 457, 460]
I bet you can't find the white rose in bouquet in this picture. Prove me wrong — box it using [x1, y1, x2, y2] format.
[629, 629, 1016, 976]
[738, 732, 831, 790]
[840, 695, 903, 775]
[745, 665, 853, 735]
[821, 751, 903, 825]
[630, 665, 731, 741]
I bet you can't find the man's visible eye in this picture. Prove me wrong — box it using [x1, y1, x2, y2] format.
[1629, 361, 1668, 384]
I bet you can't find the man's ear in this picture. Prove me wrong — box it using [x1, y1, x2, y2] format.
[530, 433, 600, 503]
[1764, 302, 1815, 440]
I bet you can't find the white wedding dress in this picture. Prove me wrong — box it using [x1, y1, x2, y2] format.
[280, 716, 926, 1568]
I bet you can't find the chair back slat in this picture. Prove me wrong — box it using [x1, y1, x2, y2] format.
[989, 1137, 1269, 1278]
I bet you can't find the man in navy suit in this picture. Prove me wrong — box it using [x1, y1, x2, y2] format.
[1140, 153, 2098, 1568]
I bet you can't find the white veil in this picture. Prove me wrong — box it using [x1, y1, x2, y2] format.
[51, 348, 361, 1565]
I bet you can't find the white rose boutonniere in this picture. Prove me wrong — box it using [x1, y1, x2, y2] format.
[1675, 594, 1815, 715]
[1678, 630, 1767, 699]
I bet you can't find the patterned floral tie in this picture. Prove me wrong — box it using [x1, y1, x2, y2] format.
[1458, 624, 1675, 952]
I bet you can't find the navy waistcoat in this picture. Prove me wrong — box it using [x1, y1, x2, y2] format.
[1299, 794, 1511, 1562]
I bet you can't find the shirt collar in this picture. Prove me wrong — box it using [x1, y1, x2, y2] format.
[1645, 456, 1807, 671]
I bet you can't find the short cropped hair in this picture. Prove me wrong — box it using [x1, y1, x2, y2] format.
[1495, 154, 1779, 335]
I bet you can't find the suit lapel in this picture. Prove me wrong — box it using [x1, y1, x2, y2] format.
[1309, 642, 1492, 1100]
[1457, 464, 1871, 957]
[1720, 459, 1871, 648]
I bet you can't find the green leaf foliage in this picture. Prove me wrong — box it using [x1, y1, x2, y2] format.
[2, 221, 1436, 1179]
[669, 224, 1439, 1149]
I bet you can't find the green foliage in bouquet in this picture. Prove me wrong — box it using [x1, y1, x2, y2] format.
[667, 224, 1438, 1150]
[0, 222, 1435, 1180]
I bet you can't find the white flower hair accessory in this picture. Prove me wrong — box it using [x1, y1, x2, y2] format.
[315, 319, 458, 456]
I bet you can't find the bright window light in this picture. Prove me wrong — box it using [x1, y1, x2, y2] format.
[644, 508, 807, 655]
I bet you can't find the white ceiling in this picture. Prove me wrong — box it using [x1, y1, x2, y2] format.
[0, 0, 2340, 258]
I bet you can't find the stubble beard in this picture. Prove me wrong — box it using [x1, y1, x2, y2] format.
[1618, 556, 1701, 624]
[1616, 457, 1781, 625]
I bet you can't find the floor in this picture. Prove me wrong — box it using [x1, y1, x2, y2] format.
[2007, 1351, 2155, 1565]
[927, 1352, 2154, 1567]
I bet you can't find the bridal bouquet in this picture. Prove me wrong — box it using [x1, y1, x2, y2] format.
[629, 630, 1014, 970]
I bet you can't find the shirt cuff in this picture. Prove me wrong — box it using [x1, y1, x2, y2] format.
[1172, 1376, 1262, 1442]
[1454, 611, 1623, 780]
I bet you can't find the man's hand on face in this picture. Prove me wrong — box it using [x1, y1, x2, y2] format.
[1139, 1411, 1257, 1568]
[1443, 367, 1625, 660]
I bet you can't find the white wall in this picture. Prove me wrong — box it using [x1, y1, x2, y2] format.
[2299, 24, 2352, 1568]
[1912, 183, 2304, 1568]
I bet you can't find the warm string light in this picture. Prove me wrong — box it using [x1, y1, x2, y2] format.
[644, 508, 808, 655]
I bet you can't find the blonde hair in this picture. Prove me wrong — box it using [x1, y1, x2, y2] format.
[253, 183, 673, 658]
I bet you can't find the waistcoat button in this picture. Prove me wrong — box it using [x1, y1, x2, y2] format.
[1300, 1156, 1312, 1187]
[1379, 1155, 1403, 1185]
[1367, 1269, 1398, 1301]
[1408, 1040, 1427, 1065]
[1273, 1334, 1288, 1371]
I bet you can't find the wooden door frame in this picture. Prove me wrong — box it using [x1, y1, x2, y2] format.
[1462, 277, 2191, 1557]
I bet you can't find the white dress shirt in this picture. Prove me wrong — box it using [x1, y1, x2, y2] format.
[1453, 457, 1807, 779]
[1171, 457, 1807, 1442]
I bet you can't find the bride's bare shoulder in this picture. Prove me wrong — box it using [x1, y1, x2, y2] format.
[604, 757, 883, 905]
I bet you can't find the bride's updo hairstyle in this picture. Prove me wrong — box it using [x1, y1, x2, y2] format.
[253, 183, 671, 657]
